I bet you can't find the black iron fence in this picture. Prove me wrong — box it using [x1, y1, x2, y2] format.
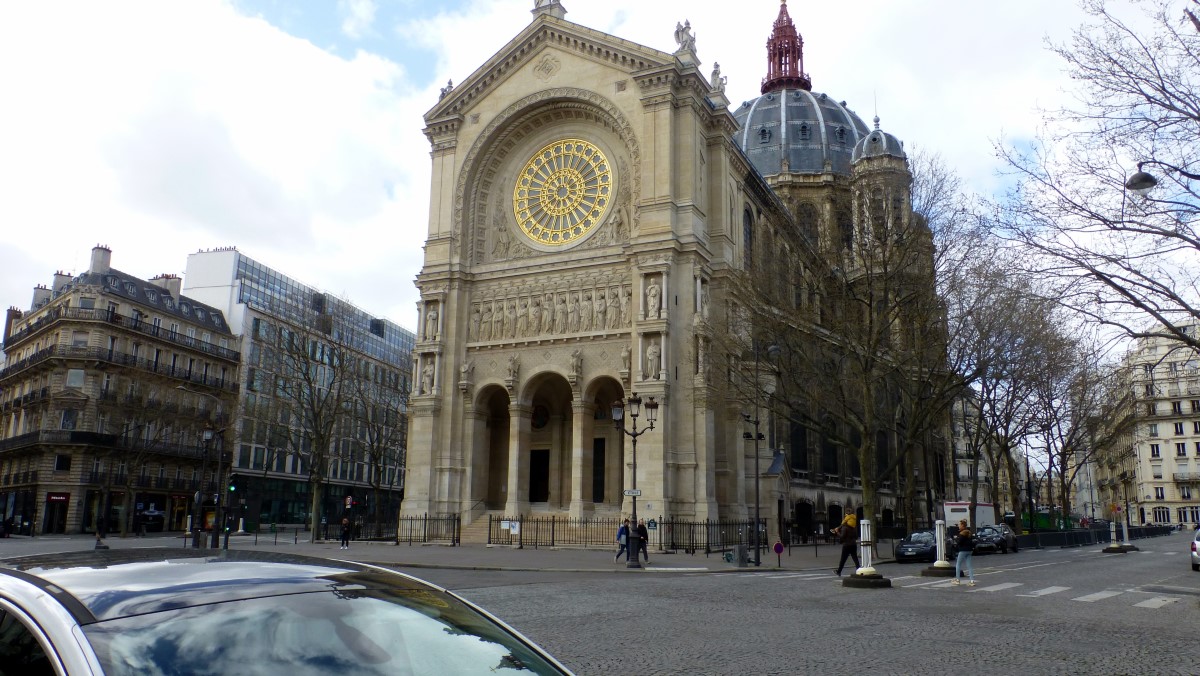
[485, 515, 764, 554]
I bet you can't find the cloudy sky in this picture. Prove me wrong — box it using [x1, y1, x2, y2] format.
[0, 0, 1101, 333]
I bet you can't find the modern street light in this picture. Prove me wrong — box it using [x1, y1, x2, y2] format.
[741, 341, 779, 567]
[612, 392, 659, 570]
[1125, 160, 1200, 196]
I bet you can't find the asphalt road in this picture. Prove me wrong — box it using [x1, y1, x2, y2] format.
[402, 534, 1198, 676]
[3, 531, 1194, 675]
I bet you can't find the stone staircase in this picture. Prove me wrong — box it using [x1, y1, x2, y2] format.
[460, 514, 495, 545]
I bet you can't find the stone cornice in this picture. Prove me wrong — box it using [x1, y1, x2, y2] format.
[426, 16, 671, 124]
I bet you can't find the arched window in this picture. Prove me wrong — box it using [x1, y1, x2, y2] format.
[743, 208, 754, 269]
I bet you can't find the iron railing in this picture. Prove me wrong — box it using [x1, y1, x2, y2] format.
[4, 306, 240, 361]
[485, 515, 764, 554]
[0, 345, 239, 393]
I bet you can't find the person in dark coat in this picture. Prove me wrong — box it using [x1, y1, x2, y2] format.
[636, 519, 650, 564]
[340, 518, 352, 550]
[833, 514, 860, 576]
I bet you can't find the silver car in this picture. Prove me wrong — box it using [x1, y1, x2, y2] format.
[0, 549, 573, 675]
[1191, 529, 1199, 571]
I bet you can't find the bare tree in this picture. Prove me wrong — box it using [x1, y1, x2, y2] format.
[347, 362, 408, 537]
[995, 0, 1200, 350]
[262, 313, 355, 542]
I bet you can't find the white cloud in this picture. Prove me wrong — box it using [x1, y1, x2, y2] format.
[0, 0, 1104, 336]
[340, 0, 378, 39]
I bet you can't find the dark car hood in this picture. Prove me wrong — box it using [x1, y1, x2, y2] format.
[0, 549, 437, 623]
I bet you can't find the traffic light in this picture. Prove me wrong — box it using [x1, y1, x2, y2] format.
[228, 476, 238, 493]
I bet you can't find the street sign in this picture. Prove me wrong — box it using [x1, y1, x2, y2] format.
[623, 489, 642, 497]
[345, 496, 353, 509]
[647, 519, 657, 530]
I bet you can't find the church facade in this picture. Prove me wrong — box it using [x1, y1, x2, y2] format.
[403, 1, 936, 539]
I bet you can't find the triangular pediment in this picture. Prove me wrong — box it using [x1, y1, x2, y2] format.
[426, 13, 674, 122]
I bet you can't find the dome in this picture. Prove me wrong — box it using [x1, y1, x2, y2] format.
[733, 89, 872, 177]
[851, 117, 906, 164]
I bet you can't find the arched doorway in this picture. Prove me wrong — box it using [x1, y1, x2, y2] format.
[473, 385, 511, 511]
[585, 377, 625, 512]
[521, 372, 574, 511]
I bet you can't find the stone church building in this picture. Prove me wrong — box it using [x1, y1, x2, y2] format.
[403, 0, 929, 539]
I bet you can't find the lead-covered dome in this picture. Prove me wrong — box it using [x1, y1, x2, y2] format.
[734, 91, 871, 176]
[851, 117, 906, 164]
[730, 0, 871, 177]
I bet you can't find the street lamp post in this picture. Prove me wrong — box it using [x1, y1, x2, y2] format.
[192, 428, 213, 548]
[741, 342, 779, 567]
[1125, 160, 1200, 196]
[612, 392, 659, 570]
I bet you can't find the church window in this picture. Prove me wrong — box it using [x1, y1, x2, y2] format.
[799, 124, 809, 141]
[758, 128, 772, 143]
[743, 209, 754, 269]
[835, 127, 846, 144]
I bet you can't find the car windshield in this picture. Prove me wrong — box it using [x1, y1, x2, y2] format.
[978, 528, 998, 537]
[81, 588, 565, 676]
[905, 532, 934, 544]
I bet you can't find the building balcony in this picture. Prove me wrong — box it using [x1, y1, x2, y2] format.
[5, 306, 240, 362]
[0, 430, 213, 462]
[1173, 472, 1200, 483]
[0, 345, 239, 394]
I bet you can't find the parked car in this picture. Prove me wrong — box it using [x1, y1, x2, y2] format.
[976, 524, 1019, 554]
[1191, 529, 1199, 572]
[0, 549, 573, 675]
[894, 530, 940, 563]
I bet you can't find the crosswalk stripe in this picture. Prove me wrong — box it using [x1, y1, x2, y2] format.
[1072, 590, 1124, 602]
[899, 579, 954, 588]
[1017, 586, 1071, 597]
[764, 573, 829, 579]
[972, 582, 1022, 592]
[1133, 597, 1179, 609]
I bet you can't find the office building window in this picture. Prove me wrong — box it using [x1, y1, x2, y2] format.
[1148, 423, 1159, 437]
[1175, 422, 1185, 435]
[1172, 401, 1183, 414]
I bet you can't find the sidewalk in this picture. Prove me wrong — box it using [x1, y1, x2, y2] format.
[0, 532, 896, 574]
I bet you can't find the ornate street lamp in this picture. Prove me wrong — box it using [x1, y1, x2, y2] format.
[179, 385, 227, 549]
[612, 392, 659, 569]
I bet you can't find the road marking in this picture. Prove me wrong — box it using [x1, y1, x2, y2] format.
[899, 579, 955, 588]
[764, 573, 829, 579]
[1017, 586, 1072, 597]
[1072, 590, 1125, 602]
[1133, 596, 1179, 609]
[1162, 552, 1179, 556]
[972, 582, 1023, 593]
[1017, 588, 1075, 597]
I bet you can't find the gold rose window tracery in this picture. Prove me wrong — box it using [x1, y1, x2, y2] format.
[513, 138, 612, 246]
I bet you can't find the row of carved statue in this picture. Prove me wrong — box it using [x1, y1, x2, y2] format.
[469, 285, 636, 341]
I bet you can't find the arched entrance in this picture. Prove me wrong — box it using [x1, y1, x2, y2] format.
[793, 500, 814, 543]
[472, 385, 511, 511]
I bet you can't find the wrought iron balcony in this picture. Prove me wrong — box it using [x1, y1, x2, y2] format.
[0, 345, 239, 394]
[4, 306, 239, 362]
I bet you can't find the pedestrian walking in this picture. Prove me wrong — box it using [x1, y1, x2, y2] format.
[952, 519, 976, 586]
[636, 518, 650, 564]
[614, 518, 631, 562]
[833, 514, 860, 576]
[340, 517, 352, 550]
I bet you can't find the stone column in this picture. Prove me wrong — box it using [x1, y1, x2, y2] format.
[460, 406, 483, 518]
[569, 401, 596, 518]
[504, 403, 532, 515]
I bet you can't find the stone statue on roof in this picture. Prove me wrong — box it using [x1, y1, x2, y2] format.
[674, 20, 696, 53]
